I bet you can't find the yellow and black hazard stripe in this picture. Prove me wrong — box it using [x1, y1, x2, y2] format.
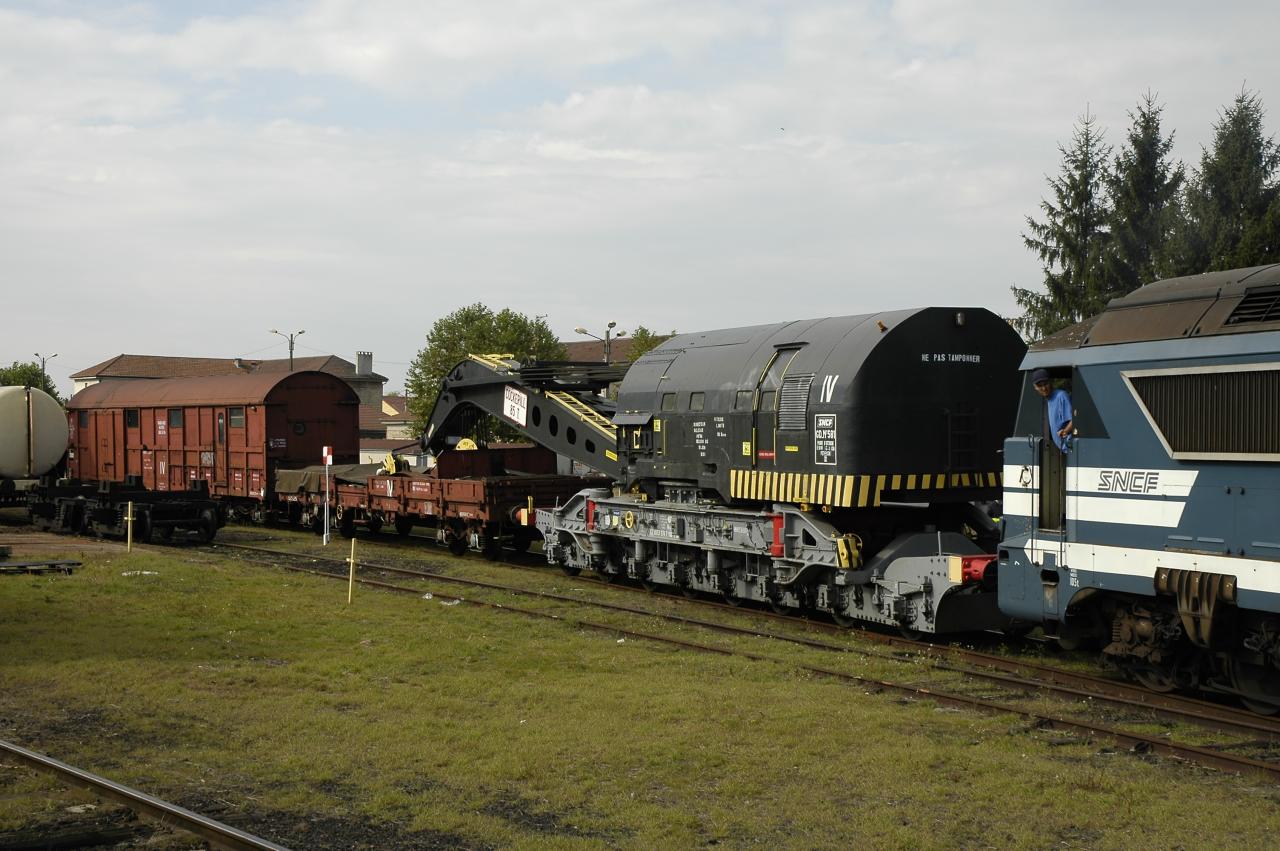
[728, 469, 1003, 508]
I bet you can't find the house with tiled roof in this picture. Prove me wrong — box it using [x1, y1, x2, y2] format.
[71, 351, 388, 408]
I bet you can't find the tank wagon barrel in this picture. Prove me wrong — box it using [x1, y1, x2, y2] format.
[0, 386, 69, 505]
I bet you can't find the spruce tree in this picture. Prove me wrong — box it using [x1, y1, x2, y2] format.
[1013, 110, 1112, 340]
[1166, 88, 1280, 273]
[1106, 93, 1184, 295]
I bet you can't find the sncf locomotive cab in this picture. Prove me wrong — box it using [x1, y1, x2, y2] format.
[999, 264, 1280, 711]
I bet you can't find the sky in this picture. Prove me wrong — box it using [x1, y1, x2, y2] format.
[5, 1, 1280, 395]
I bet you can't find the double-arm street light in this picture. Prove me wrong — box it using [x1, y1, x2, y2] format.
[269, 329, 305, 370]
[34, 352, 56, 391]
[574, 321, 626, 364]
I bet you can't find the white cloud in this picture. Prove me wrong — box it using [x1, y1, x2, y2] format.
[3, 1, 1280, 394]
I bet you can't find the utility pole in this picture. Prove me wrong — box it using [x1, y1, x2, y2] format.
[33, 352, 56, 392]
[269, 329, 305, 370]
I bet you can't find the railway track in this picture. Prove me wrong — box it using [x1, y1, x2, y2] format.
[0, 739, 290, 851]
[209, 539, 1280, 781]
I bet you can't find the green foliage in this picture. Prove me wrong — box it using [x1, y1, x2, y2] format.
[1106, 93, 1185, 295]
[0, 360, 63, 403]
[625, 325, 670, 360]
[1166, 88, 1280, 274]
[404, 303, 566, 434]
[1013, 111, 1113, 340]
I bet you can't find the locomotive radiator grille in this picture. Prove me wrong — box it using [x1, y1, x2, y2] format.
[728, 469, 1002, 507]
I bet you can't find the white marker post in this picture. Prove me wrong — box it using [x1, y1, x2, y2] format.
[322, 445, 333, 546]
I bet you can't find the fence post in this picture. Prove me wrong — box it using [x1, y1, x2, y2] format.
[347, 537, 356, 604]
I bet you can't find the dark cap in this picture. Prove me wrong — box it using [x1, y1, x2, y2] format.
[1031, 368, 1051, 385]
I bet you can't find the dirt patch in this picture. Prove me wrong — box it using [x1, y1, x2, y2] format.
[482, 790, 605, 840]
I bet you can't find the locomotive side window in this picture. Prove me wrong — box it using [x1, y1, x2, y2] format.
[78, 411, 88, 427]
[689, 392, 705, 412]
[229, 407, 245, 428]
[125, 409, 139, 428]
[735, 390, 754, 410]
[661, 393, 676, 412]
[759, 390, 776, 411]
[168, 409, 183, 428]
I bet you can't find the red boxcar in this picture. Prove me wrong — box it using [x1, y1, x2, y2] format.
[66, 371, 360, 512]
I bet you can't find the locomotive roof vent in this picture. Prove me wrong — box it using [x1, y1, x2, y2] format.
[1226, 287, 1280, 326]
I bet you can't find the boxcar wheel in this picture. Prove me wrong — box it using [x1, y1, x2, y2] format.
[133, 511, 152, 544]
[195, 509, 218, 543]
[395, 516, 414, 537]
[338, 513, 356, 539]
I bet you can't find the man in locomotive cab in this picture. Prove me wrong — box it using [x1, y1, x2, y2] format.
[1032, 368, 1073, 453]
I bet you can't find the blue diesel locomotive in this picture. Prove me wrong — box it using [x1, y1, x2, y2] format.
[999, 265, 1280, 712]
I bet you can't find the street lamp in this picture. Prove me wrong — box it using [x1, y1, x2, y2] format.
[34, 352, 56, 391]
[574, 321, 626, 364]
[269, 329, 305, 370]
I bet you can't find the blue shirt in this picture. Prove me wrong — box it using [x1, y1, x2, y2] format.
[1047, 388, 1072, 452]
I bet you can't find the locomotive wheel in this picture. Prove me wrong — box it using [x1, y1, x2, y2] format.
[596, 567, 617, 583]
[1129, 664, 1177, 694]
[159, 525, 174, 542]
[559, 564, 582, 577]
[680, 584, 699, 599]
[767, 596, 788, 614]
[898, 625, 923, 641]
[1229, 659, 1280, 715]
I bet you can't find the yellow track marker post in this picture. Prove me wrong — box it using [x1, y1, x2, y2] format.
[347, 538, 357, 604]
[126, 501, 133, 552]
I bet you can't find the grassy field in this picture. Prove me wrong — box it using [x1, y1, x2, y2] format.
[2, 537, 1280, 849]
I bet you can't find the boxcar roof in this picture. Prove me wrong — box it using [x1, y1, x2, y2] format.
[67, 370, 355, 409]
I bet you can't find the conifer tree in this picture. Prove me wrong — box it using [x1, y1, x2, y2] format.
[1105, 93, 1184, 295]
[1013, 111, 1112, 340]
[1165, 88, 1280, 273]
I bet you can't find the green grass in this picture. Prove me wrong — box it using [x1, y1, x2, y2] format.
[2, 545, 1280, 849]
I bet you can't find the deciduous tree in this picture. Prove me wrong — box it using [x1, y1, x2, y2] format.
[404, 304, 566, 434]
[0, 361, 63, 403]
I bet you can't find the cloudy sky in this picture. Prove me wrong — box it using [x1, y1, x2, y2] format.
[5, 1, 1280, 393]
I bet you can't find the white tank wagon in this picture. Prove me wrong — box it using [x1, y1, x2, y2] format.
[0, 386, 69, 495]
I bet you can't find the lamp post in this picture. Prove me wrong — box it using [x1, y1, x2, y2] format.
[33, 352, 56, 392]
[574, 321, 626, 364]
[269, 329, 305, 370]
